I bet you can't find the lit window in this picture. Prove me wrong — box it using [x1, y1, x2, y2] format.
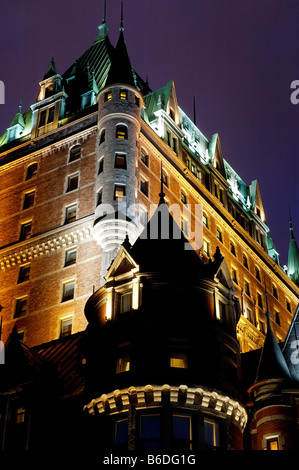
[243, 254, 249, 269]
[14, 297, 28, 318]
[119, 89, 128, 100]
[15, 407, 26, 424]
[64, 248, 77, 267]
[217, 300, 226, 320]
[266, 437, 279, 450]
[203, 214, 208, 228]
[162, 171, 168, 186]
[216, 228, 223, 243]
[60, 317, 72, 337]
[104, 91, 112, 102]
[62, 281, 75, 302]
[245, 280, 251, 297]
[232, 268, 238, 284]
[20, 221, 32, 241]
[140, 179, 149, 197]
[140, 415, 160, 450]
[69, 145, 81, 162]
[116, 124, 128, 139]
[203, 240, 210, 257]
[275, 310, 281, 326]
[66, 173, 79, 192]
[115, 153, 127, 169]
[38, 106, 55, 128]
[170, 353, 188, 369]
[120, 291, 132, 313]
[230, 242, 236, 256]
[18, 265, 30, 283]
[204, 419, 219, 449]
[65, 204, 77, 224]
[173, 415, 192, 450]
[23, 190, 35, 210]
[26, 163, 38, 180]
[141, 150, 148, 166]
[116, 356, 130, 374]
[255, 267, 261, 281]
[272, 285, 278, 299]
[181, 192, 187, 204]
[114, 185, 126, 201]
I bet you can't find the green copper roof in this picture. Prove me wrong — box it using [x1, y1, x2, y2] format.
[143, 81, 173, 123]
[8, 103, 25, 129]
[287, 212, 299, 285]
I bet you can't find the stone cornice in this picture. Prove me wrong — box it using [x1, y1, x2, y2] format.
[83, 383, 248, 432]
[0, 216, 94, 271]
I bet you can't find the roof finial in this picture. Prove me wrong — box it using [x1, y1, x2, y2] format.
[289, 206, 294, 239]
[120, 1, 124, 31]
[158, 160, 165, 205]
[193, 96, 196, 125]
[102, 0, 107, 24]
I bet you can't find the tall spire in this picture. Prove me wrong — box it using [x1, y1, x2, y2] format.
[193, 96, 196, 125]
[105, 1, 135, 88]
[95, 0, 109, 42]
[102, 0, 107, 24]
[120, 1, 124, 31]
[287, 207, 299, 286]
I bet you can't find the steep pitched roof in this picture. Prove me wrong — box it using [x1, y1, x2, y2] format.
[255, 311, 291, 383]
[105, 28, 135, 88]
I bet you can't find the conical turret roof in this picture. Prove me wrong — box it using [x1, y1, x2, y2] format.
[255, 309, 291, 383]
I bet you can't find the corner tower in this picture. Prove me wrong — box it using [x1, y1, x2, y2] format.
[93, 14, 144, 284]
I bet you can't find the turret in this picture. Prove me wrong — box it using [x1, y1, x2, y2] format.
[93, 9, 144, 284]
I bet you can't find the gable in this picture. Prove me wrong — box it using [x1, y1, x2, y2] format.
[208, 133, 226, 178]
[105, 245, 139, 281]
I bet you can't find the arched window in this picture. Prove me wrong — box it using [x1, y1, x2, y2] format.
[116, 124, 128, 140]
[26, 163, 38, 180]
[69, 145, 81, 162]
[99, 129, 105, 145]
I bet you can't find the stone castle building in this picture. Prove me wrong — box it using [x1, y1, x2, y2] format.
[0, 3, 299, 454]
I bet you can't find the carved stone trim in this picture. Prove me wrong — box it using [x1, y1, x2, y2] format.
[83, 383, 247, 431]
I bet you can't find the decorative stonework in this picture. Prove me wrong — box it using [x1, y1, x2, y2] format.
[83, 383, 248, 431]
[0, 222, 92, 271]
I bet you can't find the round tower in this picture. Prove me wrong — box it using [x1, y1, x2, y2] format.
[93, 23, 144, 284]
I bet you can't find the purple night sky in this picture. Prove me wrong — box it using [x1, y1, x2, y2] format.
[1, 0, 299, 266]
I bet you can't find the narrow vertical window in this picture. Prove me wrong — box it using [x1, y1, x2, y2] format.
[26, 163, 38, 180]
[204, 419, 219, 449]
[60, 317, 73, 337]
[20, 221, 32, 241]
[14, 297, 28, 318]
[65, 204, 77, 224]
[119, 89, 128, 100]
[18, 265, 30, 283]
[116, 124, 128, 139]
[69, 145, 81, 162]
[23, 190, 35, 210]
[114, 185, 126, 201]
[66, 173, 79, 192]
[140, 179, 149, 197]
[116, 356, 130, 374]
[140, 415, 160, 450]
[173, 415, 192, 450]
[99, 129, 105, 145]
[64, 248, 77, 267]
[115, 153, 127, 169]
[62, 281, 75, 302]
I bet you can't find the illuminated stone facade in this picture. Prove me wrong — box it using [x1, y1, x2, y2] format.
[0, 8, 299, 454]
